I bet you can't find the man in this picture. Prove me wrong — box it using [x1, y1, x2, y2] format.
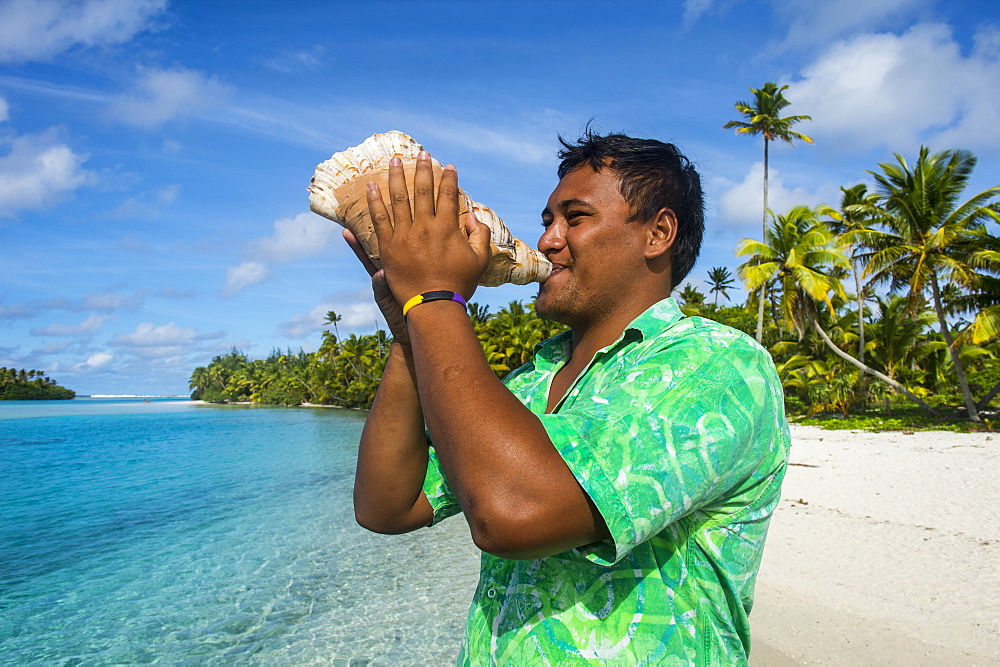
[347, 129, 789, 665]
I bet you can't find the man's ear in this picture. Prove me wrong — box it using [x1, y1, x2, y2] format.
[645, 208, 678, 260]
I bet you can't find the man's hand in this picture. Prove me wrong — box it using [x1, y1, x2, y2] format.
[343, 228, 409, 346]
[365, 151, 492, 305]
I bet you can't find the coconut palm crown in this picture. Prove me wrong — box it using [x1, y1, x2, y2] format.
[724, 81, 814, 343]
[707, 266, 736, 306]
[723, 82, 814, 146]
[861, 147, 1000, 421]
[736, 206, 846, 339]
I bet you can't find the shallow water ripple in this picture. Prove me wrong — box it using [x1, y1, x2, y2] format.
[0, 399, 480, 665]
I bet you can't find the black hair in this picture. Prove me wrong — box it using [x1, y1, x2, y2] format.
[556, 127, 705, 287]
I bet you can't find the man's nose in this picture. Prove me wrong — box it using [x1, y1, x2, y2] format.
[538, 223, 566, 253]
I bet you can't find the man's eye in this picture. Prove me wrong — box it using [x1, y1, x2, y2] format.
[541, 219, 553, 228]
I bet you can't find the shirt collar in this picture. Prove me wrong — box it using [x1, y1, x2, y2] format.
[622, 296, 685, 341]
[533, 296, 686, 365]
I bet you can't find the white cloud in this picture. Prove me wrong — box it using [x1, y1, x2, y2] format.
[0, 95, 8, 122]
[280, 301, 378, 339]
[222, 261, 270, 296]
[156, 184, 180, 203]
[768, 0, 930, 53]
[974, 24, 1000, 61]
[250, 212, 340, 263]
[0, 0, 167, 63]
[108, 183, 180, 219]
[261, 45, 326, 74]
[716, 162, 836, 230]
[335, 108, 571, 168]
[683, 0, 714, 27]
[83, 291, 145, 311]
[110, 66, 232, 128]
[790, 23, 1000, 152]
[223, 213, 341, 295]
[112, 321, 196, 346]
[0, 290, 150, 322]
[77, 351, 114, 370]
[32, 342, 72, 355]
[418, 116, 557, 166]
[30, 314, 109, 336]
[110, 321, 224, 359]
[681, 0, 743, 29]
[0, 129, 96, 217]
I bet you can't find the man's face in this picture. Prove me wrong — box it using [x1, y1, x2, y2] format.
[536, 166, 649, 327]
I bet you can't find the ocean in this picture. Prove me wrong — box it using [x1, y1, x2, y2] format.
[0, 398, 480, 665]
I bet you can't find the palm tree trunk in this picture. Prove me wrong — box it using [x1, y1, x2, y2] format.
[285, 367, 316, 402]
[930, 274, 980, 421]
[977, 380, 1000, 412]
[852, 257, 865, 364]
[755, 138, 770, 343]
[812, 317, 938, 416]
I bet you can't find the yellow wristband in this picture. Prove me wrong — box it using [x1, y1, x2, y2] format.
[402, 291, 468, 319]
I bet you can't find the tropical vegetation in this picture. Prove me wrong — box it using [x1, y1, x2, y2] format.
[719, 146, 1000, 426]
[0, 367, 75, 400]
[188, 131, 1000, 431]
[724, 81, 814, 343]
[188, 302, 567, 409]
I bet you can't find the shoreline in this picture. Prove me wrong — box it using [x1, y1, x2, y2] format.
[191, 400, 365, 411]
[749, 424, 999, 664]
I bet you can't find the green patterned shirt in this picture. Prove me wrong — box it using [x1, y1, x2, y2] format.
[423, 297, 789, 665]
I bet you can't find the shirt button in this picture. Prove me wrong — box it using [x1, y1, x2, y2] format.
[486, 588, 497, 598]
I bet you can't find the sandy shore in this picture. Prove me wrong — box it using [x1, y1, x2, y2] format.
[749, 424, 999, 665]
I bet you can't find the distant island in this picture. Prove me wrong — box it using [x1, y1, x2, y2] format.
[0, 367, 75, 400]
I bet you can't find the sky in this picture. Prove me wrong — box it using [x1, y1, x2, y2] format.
[2, 0, 999, 396]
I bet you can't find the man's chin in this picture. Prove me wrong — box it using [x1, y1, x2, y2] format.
[534, 296, 566, 324]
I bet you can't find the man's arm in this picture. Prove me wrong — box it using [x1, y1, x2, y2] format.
[353, 340, 435, 533]
[407, 301, 608, 559]
[345, 230, 434, 534]
[364, 153, 608, 559]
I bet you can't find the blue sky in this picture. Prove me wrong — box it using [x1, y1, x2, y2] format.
[2, 0, 998, 396]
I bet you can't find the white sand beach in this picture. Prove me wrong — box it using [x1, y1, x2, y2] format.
[750, 424, 1000, 665]
[361, 422, 999, 664]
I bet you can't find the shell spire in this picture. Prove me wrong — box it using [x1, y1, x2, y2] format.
[308, 131, 550, 287]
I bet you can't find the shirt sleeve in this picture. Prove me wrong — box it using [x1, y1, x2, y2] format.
[536, 333, 788, 566]
[422, 444, 463, 525]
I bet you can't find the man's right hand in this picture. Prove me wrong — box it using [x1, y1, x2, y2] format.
[343, 228, 410, 348]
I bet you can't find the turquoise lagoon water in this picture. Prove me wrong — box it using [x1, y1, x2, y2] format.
[0, 398, 480, 664]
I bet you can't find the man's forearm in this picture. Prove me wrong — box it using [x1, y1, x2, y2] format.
[406, 301, 607, 558]
[353, 341, 434, 533]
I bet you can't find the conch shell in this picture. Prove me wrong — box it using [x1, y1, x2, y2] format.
[308, 131, 550, 286]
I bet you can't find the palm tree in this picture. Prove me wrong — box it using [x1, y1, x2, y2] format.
[467, 302, 491, 325]
[737, 206, 844, 339]
[953, 228, 1000, 347]
[863, 147, 1000, 422]
[677, 283, 706, 306]
[737, 206, 937, 414]
[820, 184, 881, 364]
[865, 295, 937, 385]
[676, 283, 707, 316]
[946, 228, 1000, 410]
[707, 266, 736, 306]
[324, 310, 342, 340]
[189, 366, 210, 398]
[724, 82, 814, 343]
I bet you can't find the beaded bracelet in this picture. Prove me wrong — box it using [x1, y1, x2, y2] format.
[402, 290, 468, 319]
